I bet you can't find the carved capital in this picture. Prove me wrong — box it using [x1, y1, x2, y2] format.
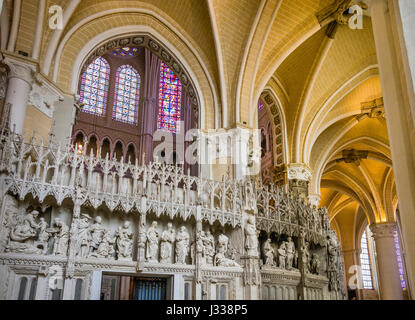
[287, 164, 312, 181]
[369, 222, 397, 239]
[308, 194, 321, 207]
[3, 57, 34, 85]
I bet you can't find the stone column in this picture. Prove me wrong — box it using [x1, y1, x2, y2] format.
[370, 223, 403, 300]
[3, 57, 33, 134]
[139, 49, 161, 164]
[368, 0, 415, 294]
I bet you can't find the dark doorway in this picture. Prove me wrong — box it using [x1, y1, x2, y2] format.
[132, 277, 167, 300]
[100, 274, 167, 300]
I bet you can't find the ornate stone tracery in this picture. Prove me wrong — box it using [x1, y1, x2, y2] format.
[0, 131, 345, 300]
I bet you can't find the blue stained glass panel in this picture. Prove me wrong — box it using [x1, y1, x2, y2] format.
[79, 57, 109, 116]
[112, 47, 139, 57]
[157, 61, 182, 133]
[394, 230, 407, 291]
[113, 65, 140, 124]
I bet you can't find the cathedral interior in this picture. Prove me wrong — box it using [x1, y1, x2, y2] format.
[0, 0, 414, 301]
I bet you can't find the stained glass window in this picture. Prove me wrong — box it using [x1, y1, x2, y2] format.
[112, 47, 139, 57]
[258, 100, 264, 110]
[113, 65, 140, 124]
[157, 61, 182, 133]
[79, 57, 109, 116]
[394, 230, 407, 291]
[360, 230, 373, 289]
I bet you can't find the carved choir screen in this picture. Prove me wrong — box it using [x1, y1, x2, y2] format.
[113, 65, 140, 124]
[0, 126, 345, 300]
[79, 57, 110, 116]
[157, 61, 182, 133]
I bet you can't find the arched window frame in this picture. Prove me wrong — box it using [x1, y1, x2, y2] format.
[360, 228, 374, 290]
[79, 57, 110, 116]
[157, 61, 182, 133]
[113, 64, 141, 125]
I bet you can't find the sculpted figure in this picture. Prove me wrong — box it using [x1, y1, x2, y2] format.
[146, 221, 160, 263]
[302, 242, 311, 273]
[9, 210, 40, 242]
[203, 230, 215, 265]
[37, 218, 51, 254]
[262, 238, 275, 267]
[89, 216, 105, 255]
[214, 234, 240, 267]
[160, 223, 176, 264]
[90, 229, 115, 259]
[285, 237, 296, 270]
[278, 242, 287, 269]
[6, 210, 43, 254]
[310, 253, 320, 275]
[76, 214, 91, 258]
[327, 233, 339, 290]
[244, 215, 258, 257]
[175, 226, 190, 264]
[52, 218, 69, 256]
[116, 221, 133, 260]
[196, 230, 206, 265]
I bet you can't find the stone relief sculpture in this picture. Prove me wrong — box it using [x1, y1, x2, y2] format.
[310, 253, 320, 275]
[160, 223, 175, 264]
[0, 128, 347, 300]
[327, 232, 339, 290]
[115, 221, 133, 260]
[244, 215, 258, 257]
[88, 216, 105, 256]
[277, 242, 287, 269]
[285, 237, 296, 270]
[175, 226, 190, 264]
[146, 221, 160, 263]
[262, 238, 275, 267]
[90, 229, 115, 259]
[214, 234, 240, 267]
[195, 230, 205, 265]
[202, 230, 215, 266]
[302, 241, 311, 273]
[6, 210, 43, 254]
[76, 214, 92, 258]
[51, 218, 69, 256]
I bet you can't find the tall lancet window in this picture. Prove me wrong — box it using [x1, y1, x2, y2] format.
[394, 230, 407, 291]
[157, 61, 182, 133]
[113, 65, 140, 124]
[360, 229, 374, 289]
[79, 57, 110, 116]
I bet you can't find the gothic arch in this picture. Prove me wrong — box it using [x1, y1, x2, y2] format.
[53, 16, 218, 130]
